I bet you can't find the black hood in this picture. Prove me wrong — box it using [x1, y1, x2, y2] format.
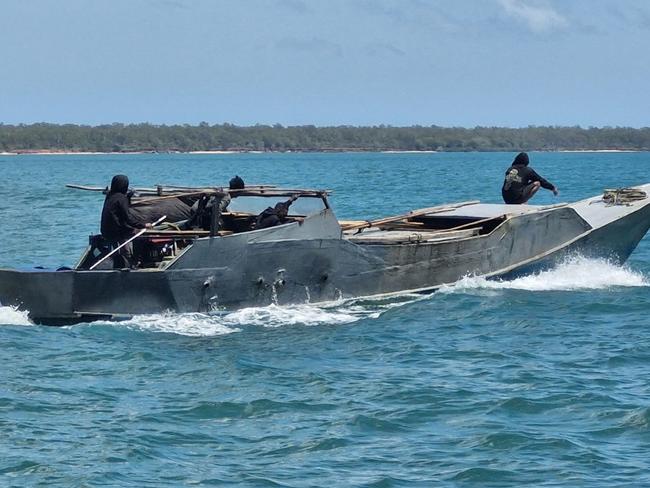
[229, 175, 245, 190]
[110, 175, 129, 194]
[512, 152, 529, 166]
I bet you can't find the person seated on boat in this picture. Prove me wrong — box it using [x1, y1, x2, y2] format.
[256, 196, 298, 230]
[199, 175, 244, 229]
[502, 152, 559, 204]
[181, 191, 231, 231]
[183, 176, 244, 231]
[100, 174, 148, 268]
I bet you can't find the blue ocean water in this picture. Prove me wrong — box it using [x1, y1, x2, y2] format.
[1, 152, 650, 487]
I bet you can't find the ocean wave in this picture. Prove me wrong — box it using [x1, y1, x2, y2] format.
[439, 256, 648, 293]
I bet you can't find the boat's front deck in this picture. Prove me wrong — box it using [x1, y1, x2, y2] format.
[345, 228, 480, 244]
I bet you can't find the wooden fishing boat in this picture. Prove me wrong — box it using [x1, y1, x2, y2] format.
[1, 184, 649, 324]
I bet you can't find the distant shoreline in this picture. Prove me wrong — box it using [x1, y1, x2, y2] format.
[0, 149, 644, 156]
[3, 123, 650, 154]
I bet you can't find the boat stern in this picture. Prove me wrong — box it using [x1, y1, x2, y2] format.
[0, 268, 77, 324]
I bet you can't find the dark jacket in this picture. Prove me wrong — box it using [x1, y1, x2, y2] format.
[100, 175, 142, 242]
[256, 198, 294, 230]
[501, 153, 555, 204]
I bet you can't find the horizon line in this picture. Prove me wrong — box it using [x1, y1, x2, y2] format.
[2, 122, 650, 130]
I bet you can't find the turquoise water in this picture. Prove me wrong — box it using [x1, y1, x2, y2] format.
[2, 152, 650, 487]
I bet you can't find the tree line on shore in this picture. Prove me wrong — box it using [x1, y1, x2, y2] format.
[1, 123, 650, 153]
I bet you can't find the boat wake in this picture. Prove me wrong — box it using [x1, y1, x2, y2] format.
[3, 257, 645, 332]
[440, 256, 648, 293]
[97, 296, 424, 337]
[112, 312, 241, 337]
[1, 295, 423, 334]
[0, 305, 32, 326]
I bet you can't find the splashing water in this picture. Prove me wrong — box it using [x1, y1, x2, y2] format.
[109, 312, 241, 337]
[221, 303, 363, 328]
[90, 294, 430, 336]
[120, 302, 384, 336]
[440, 256, 648, 293]
[220, 294, 434, 329]
[0, 293, 425, 334]
[4, 257, 645, 333]
[0, 305, 32, 326]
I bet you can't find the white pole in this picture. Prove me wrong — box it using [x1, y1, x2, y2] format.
[89, 215, 167, 270]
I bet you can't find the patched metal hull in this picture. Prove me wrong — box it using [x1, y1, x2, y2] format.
[2, 187, 650, 325]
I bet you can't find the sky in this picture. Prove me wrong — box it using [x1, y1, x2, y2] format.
[1, 0, 649, 128]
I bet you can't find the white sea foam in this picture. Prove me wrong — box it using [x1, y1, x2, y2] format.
[114, 312, 241, 337]
[121, 303, 379, 336]
[0, 305, 33, 325]
[106, 294, 429, 336]
[10, 257, 640, 333]
[220, 303, 363, 328]
[440, 256, 648, 293]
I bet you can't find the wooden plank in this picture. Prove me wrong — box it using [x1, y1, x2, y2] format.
[132, 190, 225, 205]
[435, 215, 504, 233]
[378, 214, 506, 235]
[144, 229, 210, 236]
[338, 220, 367, 227]
[66, 183, 330, 197]
[340, 200, 480, 232]
[66, 183, 160, 193]
[378, 221, 425, 229]
[143, 229, 233, 236]
[347, 228, 479, 244]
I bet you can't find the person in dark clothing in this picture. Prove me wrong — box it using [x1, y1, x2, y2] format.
[183, 176, 243, 231]
[229, 175, 245, 190]
[256, 196, 297, 230]
[203, 193, 231, 232]
[100, 175, 145, 268]
[502, 152, 559, 204]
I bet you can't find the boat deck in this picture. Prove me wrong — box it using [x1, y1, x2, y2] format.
[429, 202, 567, 219]
[345, 228, 479, 244]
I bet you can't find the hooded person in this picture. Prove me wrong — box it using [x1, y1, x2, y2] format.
[255, 196, 297, 230]
[229, 175, 245, 190]
[100, 175, 145, 268]
[183, 176, 243, 231]
[501, 152, 559, 204]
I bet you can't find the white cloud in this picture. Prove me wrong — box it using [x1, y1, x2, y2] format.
[497, 0, 568, 32]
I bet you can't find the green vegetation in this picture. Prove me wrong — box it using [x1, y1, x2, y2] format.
[1, 123, 650, 153]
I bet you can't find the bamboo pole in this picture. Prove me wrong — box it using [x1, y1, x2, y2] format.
[132, 190, 225, 205]
[89, 215, 167, 270]
[436, 215, 505, 233]
[66, 183, 161, 193]
[143, 229, 213, 236]
[340, 201, 480, 232]
[67, 183, 330, 198]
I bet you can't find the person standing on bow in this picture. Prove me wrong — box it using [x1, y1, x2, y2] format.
[501, 152, 559, 204]
[100, 174, 146, 268]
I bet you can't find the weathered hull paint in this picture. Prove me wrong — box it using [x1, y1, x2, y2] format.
[2, 188, 650, 325]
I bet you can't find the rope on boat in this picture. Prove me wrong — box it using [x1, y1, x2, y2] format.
[601, 188, 647, 206]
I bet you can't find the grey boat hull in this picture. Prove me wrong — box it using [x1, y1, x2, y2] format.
[2, 187, 650, 325]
